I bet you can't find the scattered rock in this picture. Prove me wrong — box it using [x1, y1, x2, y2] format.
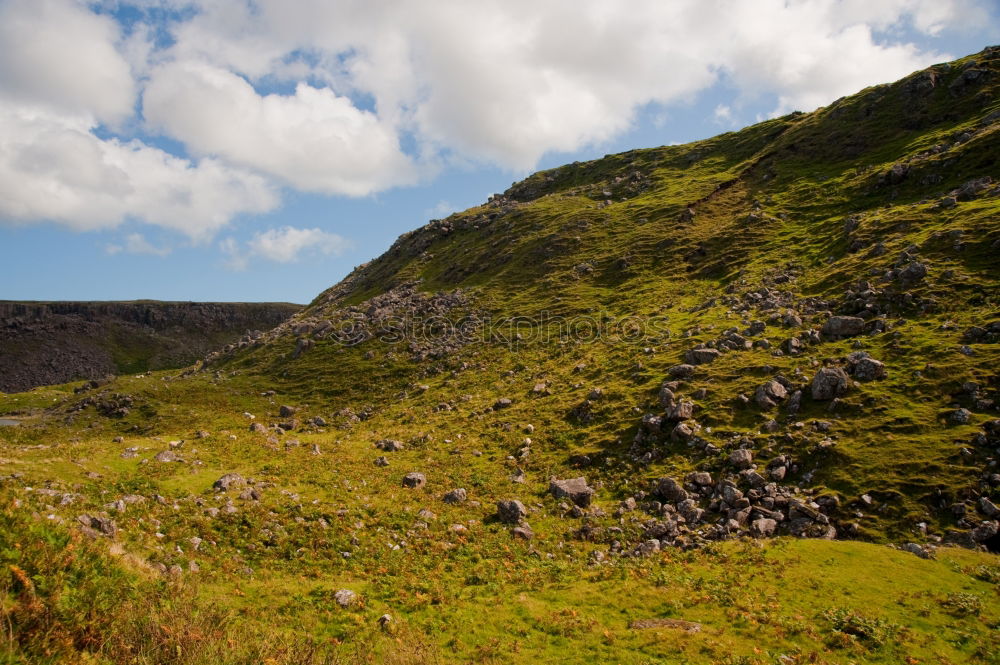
[402, 472, 426, 489]
[811, 367, 851, 400]
[822, 316, 865, 339]
[497, 499, 528, 524]
[685, 348, 722, 365]
[333, 589, 357, 608]
[729, 449, 753, 469]
[754, 380, 788, 409]
[213, 473, 246, 492]
[549, 477, 595, 507]
[443, 488, 468, 504]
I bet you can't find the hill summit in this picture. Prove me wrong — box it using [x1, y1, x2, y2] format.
[2, 45, 999, 665]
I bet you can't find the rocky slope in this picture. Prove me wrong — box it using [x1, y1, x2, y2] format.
[1, 46, 999, 665]
[0, 300, 300, 392]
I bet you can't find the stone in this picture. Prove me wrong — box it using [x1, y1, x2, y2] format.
[655, 477, 688, 502]
[667, 364, 696, 379]
[443, 488, 468, 504]
[685, 348, 722, 365]
[754, 380, 788, 409]
[493, 398, 513, 410]
[249, 422, 267, 434]
[374, 456, 389, 467]
[729, 448, 753, 469]
[77, 514, 117, 537]
[213, 473, 246, 491]
[853, 356, 886, 381]
[497, 499, 528, 524]
[375, 439, 404, 452]
[902, 543, 934, 559]
[979, 497, 1000, 518]
[512, 525, 534, 540]
[822, 316, 865, 338]
[666, 400, 694, 421]
[154, 450, 177, 463]
[898, 262, 928, 284]
[658, 384, 676, 409]
[279, 405, 297, 418]
[670, 422, 695, 442]
[689, 471, 712, 486]
[334, 590, 357, 608]
[811, 367, 851, 400]
[549, 477, 595, 507]
[402, 472, 426, 489]
[951, 408, 972, 424]
[750, 518, 777, 538]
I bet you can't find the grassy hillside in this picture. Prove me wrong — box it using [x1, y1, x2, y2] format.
[1, 46, 999, 664]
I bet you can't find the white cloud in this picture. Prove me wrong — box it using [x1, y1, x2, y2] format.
[0, 0, 135, 125]
[137, 0, 992, 170]
[1, 0, 997, 240]
[713, 104, 735, 127]
[143, 60, 417, 195]
[221, 226, 352, 270]
[106, 232, 172, 256]
[0, 102, 278, 240]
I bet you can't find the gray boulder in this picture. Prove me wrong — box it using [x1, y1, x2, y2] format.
[685, 348, 721, 365]
[729, 449, 753, 469]
[497, 499, 528, 524]
[750, 518, 777, 538]
[402, 472, 426, 489]
[811, 367, 851, 400]
[822, 316, 865, 338]
[754, 380, 788, 409]
[549, 477, 595, 507]
[443, 488, 468, 504]
[213, 473, 246, 492]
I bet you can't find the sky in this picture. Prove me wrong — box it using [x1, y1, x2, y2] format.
[0, 1, 997, 304]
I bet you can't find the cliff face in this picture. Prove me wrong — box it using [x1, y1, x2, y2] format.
[0, 301, 300, 392]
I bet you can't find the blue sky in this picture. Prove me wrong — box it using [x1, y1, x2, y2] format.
[0, 1, 997, 304]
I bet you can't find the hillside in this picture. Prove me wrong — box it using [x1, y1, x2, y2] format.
[0, 300, 301, 392]
[1, 46, 999, 664]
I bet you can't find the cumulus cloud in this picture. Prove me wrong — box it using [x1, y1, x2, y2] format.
[0, 102, 279, 240]
[0, 0, 135, 125]
[221, 226, 352, 270]
[143, 61, 417, 195]
[148, 0, 992, 164]
[1, 0, 997, 241]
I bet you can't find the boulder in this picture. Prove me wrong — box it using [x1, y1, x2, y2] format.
[852, 356, 886, 381]
[754, 380, 788, 409]
[213, 473, 246, 492]
[497, 499, 528, 524]
[334, 590, 358, 608]
[402, 472, 426, 489]
[750, 518, 777, 538]
[279, 405, 297, 418]
[685, 348, 721, 365]
[655, 477, 688, 502]
[549, 477, 595, 507]
[729, 449, 753, 469]
[443, 488, 468, 504]
[822, 316, 865, 338]
[667, 364, 696, 379]
[375, 439, 404, 452]
[811, 367, 851, 400]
